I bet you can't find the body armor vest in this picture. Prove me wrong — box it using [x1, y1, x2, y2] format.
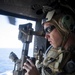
[42, 46, 75, 75]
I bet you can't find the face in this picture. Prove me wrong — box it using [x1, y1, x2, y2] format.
[44, 22, 63, 48]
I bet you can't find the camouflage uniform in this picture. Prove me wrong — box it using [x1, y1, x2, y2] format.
[41, 46, 75, 75]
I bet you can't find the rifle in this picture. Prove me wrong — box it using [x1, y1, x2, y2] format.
[9, 23, 35, 75]
[9, 23, 45, 75]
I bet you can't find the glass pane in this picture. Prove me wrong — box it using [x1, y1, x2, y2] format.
[0, 14, 36, 75]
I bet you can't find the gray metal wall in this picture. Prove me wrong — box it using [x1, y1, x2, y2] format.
[33, 20, 47, 57]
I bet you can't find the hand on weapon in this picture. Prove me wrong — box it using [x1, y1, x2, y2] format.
[23, 58, 40, 75]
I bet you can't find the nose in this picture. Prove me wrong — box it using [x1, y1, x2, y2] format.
[45, 33, 50, 39]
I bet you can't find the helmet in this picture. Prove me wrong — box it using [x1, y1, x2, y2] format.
[42, 10, 75, 34]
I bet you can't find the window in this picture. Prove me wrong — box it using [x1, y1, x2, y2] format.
[0, 15, 36, 75]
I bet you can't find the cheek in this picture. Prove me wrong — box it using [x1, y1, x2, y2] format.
[51, 29, 62, 47]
